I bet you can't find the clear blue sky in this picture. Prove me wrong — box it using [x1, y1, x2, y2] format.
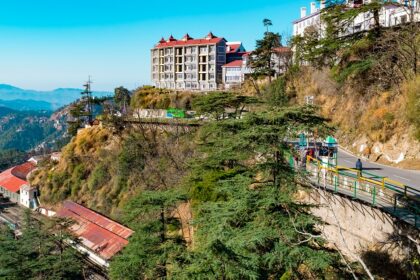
[0, 0, 312, 91]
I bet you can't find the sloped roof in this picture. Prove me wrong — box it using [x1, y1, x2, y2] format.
[56, 201, 134, 260]
[226, 43, 241, 54]
[273, 47, 292, 53]
[11, 162, 36, 180]
[0, 167, 28, 193]
[223, 60, 243, 68]
[155, 33, 226, 48]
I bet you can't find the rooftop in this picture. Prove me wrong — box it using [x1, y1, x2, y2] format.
[0, 167, 29, 193]
[11, 162, 36, 180]
[56, 201, 134, 260]
[154, 32, 226, 48]
[222, 60, 243, 68]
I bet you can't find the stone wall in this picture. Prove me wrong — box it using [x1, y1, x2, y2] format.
[297, 188, 418, 262]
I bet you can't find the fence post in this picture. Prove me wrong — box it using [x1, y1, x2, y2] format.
[334, 174, 338, 193]
[393, 196, 397, 213]
[372, 186, 376, 206]
[353, 181, 357, 199]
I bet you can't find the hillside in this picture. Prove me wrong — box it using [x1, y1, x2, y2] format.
[289, 69, 420, 169]
[0, 106, 68, 152]
[31, 124, 195, 218]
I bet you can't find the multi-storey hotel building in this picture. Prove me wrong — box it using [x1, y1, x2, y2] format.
[151, 33, 227, 91]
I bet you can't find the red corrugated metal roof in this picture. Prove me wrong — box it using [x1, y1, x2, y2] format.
[56, 201, 134, 260]
[0, 167, 28, 193]
[222, 60, 243, 68]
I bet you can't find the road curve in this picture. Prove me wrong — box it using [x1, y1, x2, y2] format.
[337, 148, 420, 190]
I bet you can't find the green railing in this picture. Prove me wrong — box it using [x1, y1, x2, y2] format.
[302, 156, 420, 228]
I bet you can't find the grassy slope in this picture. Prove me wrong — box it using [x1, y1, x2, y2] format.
[31, 125, 196, 219]
[291, 68, 420, 169]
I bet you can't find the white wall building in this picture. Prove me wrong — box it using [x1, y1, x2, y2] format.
[151, 33, 227, 91]
[293, 0, 420, 38]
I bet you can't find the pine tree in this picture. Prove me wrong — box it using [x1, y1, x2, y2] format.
[0, 211, 83, 280]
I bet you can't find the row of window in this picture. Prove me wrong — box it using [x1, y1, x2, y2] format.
[153, 45, 226, 57]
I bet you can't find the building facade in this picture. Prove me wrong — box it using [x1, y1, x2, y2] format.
[222, 47, 292, 89]
[293, 0, 420, 38]
[151, 33, 227, 91]
[0, 162, 38, 209]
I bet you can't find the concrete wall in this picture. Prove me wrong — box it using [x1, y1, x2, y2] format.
[297, 188, 417, 262]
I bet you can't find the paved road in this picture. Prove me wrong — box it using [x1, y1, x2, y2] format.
[337, 148, 420, 190]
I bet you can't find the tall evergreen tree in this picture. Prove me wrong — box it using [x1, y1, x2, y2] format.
[0, 211, 83, 280]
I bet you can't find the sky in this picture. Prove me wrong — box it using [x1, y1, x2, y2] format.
[0, 0, 312, 91]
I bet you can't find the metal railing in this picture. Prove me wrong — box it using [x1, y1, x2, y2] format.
[303, 156, 420, 228]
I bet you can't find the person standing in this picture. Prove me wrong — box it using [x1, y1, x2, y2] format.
[356, 159, 363, 176]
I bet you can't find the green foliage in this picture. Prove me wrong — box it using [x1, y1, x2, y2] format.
[0, 149, 27, 171]
[292, 1, 419, 87]
[109, 189, 188, 280]
[192, 92, 258, 120]
[250, 31, 282, 81]
[114, 86, 131, 111]
[110, 94, 347, 279]
[264, 76, 289, 106]
[0, 108, 66, 152]
[87, 163, 111, 192]
[0, 212, 83, 279]
[171, 106, 344, 279]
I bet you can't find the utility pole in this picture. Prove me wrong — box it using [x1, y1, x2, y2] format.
[81, 76, 93, 124]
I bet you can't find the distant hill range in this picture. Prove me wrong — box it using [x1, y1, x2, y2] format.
[0, 84, 112, 111]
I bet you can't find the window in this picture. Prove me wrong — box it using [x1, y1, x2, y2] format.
[209, 46, 215, 53]
[199, 46, 207, 53]
[199, 56, 207, 63]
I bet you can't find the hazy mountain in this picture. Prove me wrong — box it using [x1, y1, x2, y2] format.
[0, 84, 112, 111]
[0, 99, 54, 111]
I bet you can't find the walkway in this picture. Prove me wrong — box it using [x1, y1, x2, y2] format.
[304, 156, 420, 229]
[337, 148, 420, 190]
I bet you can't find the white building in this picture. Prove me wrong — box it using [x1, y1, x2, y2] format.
[0, 162, 39, 209]
[293, 0, 420, 38]
[222, 47, 292, 88]
[151, 33, 227, 91]
[222, 59, 247, 89]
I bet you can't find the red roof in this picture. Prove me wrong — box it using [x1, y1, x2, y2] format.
[273, 47, 292, 53]
[226, 44, 240, 53]
[223, 60, 243, 68]
[155, 33, 225, 48]
[11, 162, 36, 180]
[0, 167, 28, 193]
[56, 201, 134, 260]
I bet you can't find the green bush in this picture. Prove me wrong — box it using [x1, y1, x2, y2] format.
[88, 163, 110, 192]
